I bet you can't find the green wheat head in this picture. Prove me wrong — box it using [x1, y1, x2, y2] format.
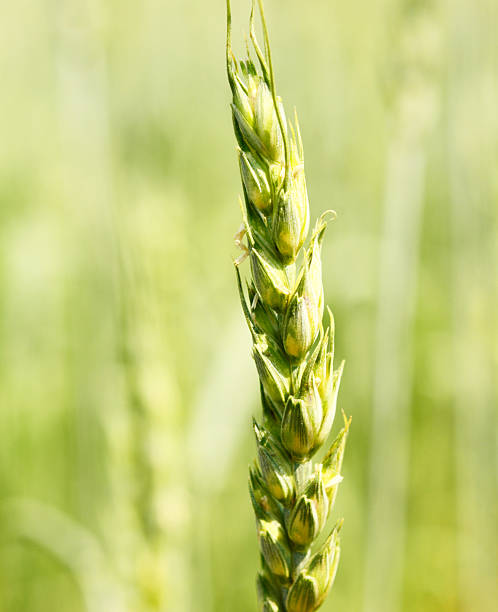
[226, 1, 350, 610]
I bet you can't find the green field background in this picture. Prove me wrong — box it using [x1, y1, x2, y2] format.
[0, 1, 496, 611]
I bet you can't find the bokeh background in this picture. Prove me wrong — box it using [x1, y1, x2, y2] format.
[0, 0, 496, 611]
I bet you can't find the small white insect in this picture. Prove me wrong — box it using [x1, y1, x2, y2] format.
[234, 223, 249, 265]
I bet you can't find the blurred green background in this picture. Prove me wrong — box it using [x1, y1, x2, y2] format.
[0, 0, 496, 611]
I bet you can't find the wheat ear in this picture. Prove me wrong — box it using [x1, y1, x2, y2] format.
[226, 1, 350, 610]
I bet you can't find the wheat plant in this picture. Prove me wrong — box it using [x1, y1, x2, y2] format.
[226, 1, 350, 610]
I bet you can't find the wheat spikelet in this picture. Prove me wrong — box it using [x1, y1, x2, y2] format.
[226, 1, 350, 610]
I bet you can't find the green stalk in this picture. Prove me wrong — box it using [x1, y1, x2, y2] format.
[448, 1, 498, 609]
[226, 2, 350, 610]
[363, 5, 440, 611]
